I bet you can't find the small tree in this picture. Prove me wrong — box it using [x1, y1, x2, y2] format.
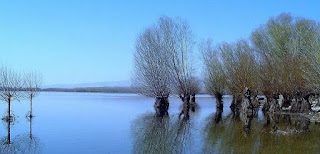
[24, 71, 42, 118]
[0, 66, 23, 121]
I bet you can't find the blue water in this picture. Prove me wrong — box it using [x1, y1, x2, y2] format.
[0, 92, 318, 153]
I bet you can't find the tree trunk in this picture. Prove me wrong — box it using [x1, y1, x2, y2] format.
[230, 95, 241, 111]
[190, 94, 196, 112]
[30, 95, 33, 117]
[215, 92, 223, 111]
[262, 96, 270, 113]
[291, 97, 311, 113]
[154, 97, 169, 117]
[179, 95, 190, 119]
[8, 98, 11, 119]
[191, 94, 196, 103]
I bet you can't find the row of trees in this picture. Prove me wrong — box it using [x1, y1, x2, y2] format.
[0, 65, 42, 121]
[133, 16, 200, 117]
[202, 13, 320, 113]
[134, 13, 320, 115]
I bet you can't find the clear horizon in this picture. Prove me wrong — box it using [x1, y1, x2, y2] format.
[1, 1, 319, 85]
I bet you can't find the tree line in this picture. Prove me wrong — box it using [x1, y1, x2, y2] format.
[133, 13, 320, 116]
[0, 65, 42, 121]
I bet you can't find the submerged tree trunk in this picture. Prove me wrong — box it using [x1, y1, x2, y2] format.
[289, 91, 311, 113]
[269, 97, 279, 113]
[230, 95, 241, 111]
[30, 95, 33, 118]
[241, 98, 251, 113]
[262, 96, 271, 113]
[215, 92, 223, 111]
[154, 97, 169, 117]
[190, 94, 196, 112]
[241, 88, 255, 115]
[230, 95, 241, 118]
[8, 98, 11, 119]
[179, 95, 191, 119]
[290, 97, 311, 113]
[263, 94, 280, 113]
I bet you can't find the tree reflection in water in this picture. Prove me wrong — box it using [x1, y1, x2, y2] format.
[131, 113, 193, 154]
[0, 118, 41, 153]
[15, 117, 42, 154]
[0, 120, 17, 153]
[203, 108, 320, 153]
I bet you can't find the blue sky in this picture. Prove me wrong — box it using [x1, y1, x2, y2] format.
[0, 1, 319, 85]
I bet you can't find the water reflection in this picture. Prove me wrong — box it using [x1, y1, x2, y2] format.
[171, 117, 192, 154]
[131, 113, 193, 154]
[15, 118, 41, 154]
[203, 109, 320, 153]
[0, 118, 41, 153]
[0, 120, 18, 153]
[263, 113, 310, 134]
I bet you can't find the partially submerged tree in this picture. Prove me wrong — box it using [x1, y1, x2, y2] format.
[24, 71, 42, 118]
[220, 40, 259, 111]
[189, 77, 201, 112]
[0, 66, 23, 121]
[160, 17, 195, 99]
[133, 16, 197, 117]
[251, 13, 320, 112]
[201, 39, 259, 114]
[201, 39, 226, 110]
[200, 13, 320, 114]
[132, 19, 172, 116]
[158, 16, 197, 118]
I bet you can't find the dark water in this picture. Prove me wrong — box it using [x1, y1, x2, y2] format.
[0, 92, 319, 153]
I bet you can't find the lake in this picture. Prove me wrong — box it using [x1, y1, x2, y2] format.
[0, 92, 319, 153]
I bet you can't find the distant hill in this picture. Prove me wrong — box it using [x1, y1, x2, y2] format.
[41, 87, 135, 93]
[42, 80, 131, 89]
[41, 79, 208, 94]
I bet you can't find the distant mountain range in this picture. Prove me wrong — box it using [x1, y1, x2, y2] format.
[42, 80, 131, 89]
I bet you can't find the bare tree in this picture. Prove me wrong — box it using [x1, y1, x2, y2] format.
[0, 66, 23, 121]
[24, 71, 42, 118]
[158, 16, 196, 118]
[133, 16, 197, 117]
[132, 20, 172, 116]
[188, 77, 201, 112]
[189, 77, 201, 98]
[220, 40, 259, 111]
[160, 16, 195, 100]
[200, 39, 226, 110]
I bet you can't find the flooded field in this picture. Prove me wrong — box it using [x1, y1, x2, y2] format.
[0, 92, 319, 153]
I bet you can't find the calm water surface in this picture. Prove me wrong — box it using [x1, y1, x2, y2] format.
[0, 92, 319, 153]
